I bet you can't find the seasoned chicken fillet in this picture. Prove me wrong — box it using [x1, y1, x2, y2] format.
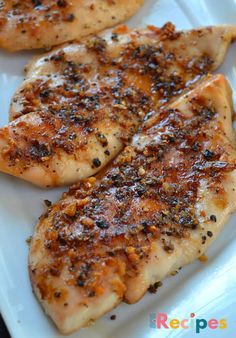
[29, 74, 236, 334]
[0, 0, 144, 51]
[1, 24, 236, 187]
[10, 24, 236, 122]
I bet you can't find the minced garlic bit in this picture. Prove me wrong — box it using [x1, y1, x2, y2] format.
[198, 254, 208, 263]
[138, 167, 146, 176]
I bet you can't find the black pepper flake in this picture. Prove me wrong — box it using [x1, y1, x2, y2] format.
[40, 90, 50, 98]
[77, 278, 85, 287]
[111, 33, 118, 41]
[88, 37, 107, 52]
[201, 235, 207, 244]
[32, 0, 42, 7]
[57, 0, 67, 7]
[50, 53, 64, 62]
[148, 281, 163, 294]
[95, 219, 109, 229]
[207, 231, 213, 237]
[88, 290, 95, 297]
[92, 158, 101, 168]
[110, 315, 116, 320]
[135, 184, 146, 197]
[111, 173, 122, 182]
[29, 140, 51, 160]
[69, 132, 77, 140]
[85, 127, 94, 133]
[203, 149, 215, 160]
[201, 107, 216, 120]
[96, 132, 108, 147]
[66, 14, 75, 22]
[192, 143, 200, 151]
[104, 149, 110, 156]
[210, 215, 217, 222]
[179, 213, 198, 229]
[54, 291, 61, 298]
[44, 199, 52, 207]
[168, 136, 175, 143]
[58, 234, 67, 246]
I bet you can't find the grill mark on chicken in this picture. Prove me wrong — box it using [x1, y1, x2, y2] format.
[0, 0, 144, 51]
[1, 24, 235, 187]
[29, 74, 236, 334]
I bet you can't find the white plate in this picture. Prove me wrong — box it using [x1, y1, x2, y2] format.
[1, 1, 236, 338]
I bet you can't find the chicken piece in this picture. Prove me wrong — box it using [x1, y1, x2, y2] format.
[29, 74, 236, 334]
[10, 24, 236, 121]
[0, 0, 144, 51]
[1, 24, 236, 187]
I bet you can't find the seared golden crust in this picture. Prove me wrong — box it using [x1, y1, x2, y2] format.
[3, 24, 236, 186]
[0, 0, 144, 51]
[29, 74, 236, 333]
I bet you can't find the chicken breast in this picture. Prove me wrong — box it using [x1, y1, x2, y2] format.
[10, 24, 236, 121]
[29, 74, 236, 334]
[2, 24, 236, 187]
[0, 0, 144, 51]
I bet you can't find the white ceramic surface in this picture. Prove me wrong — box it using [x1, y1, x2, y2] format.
[0, 1, 236, 337]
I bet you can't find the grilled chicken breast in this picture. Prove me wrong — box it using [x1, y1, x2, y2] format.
[29, 74, 236, 334]
[1, 24, 236, 187]
[0, 0, 144, 51]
